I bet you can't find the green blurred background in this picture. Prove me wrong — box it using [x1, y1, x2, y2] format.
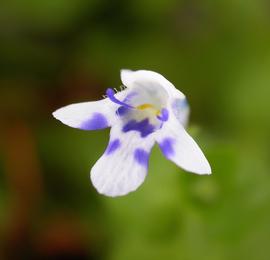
[1, 0, 270, 259]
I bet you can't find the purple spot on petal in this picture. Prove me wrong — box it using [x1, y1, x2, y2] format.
[106, 139, 121, 155]
[80, 113, 108, 130]
[116, 106, 129, 116]
[122, 119, 155, 137]
[134, 149, 149, 168]
[159, 138, 175, 158]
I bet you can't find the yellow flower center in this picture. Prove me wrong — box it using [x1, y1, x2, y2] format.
[136, 103, 160, 116]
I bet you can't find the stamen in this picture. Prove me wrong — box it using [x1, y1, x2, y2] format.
[120, 85, 126, 91]
[157, 108, 169, 122]
[106, 88, 134, 109]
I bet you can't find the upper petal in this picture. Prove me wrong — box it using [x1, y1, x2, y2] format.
[155, 117, 211, 175]
[90, 124, 155, 197]
[121, 69, 189, 127]
[121, 69, 185, 100]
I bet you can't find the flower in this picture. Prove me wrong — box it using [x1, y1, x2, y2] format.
[53, 70, 211, 197]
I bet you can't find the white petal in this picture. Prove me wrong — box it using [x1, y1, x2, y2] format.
[52, 91, 128, 130]
[171, 98, 190, 127]
[156, 117, 211, 175]
[120, 69, 185, 100]
[90, 124, 155, 197]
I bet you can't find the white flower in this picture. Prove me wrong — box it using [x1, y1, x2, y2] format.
[53, 70, 211, 197]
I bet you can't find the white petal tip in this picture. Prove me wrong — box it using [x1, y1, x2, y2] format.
[93, 187, 137, 198]
[189, 164, 212, 175]
[52, 108, 68, 125]
[52, 106, 67, 120]
[52, 110, 59, 119]
[186, 169, 212, 176]
[199, 170, 212, 175]
[90, 175, 139, 197]
[90, 166, 144, 198]
[52, 109, 62, 123]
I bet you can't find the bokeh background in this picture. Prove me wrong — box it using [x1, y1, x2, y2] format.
[1, 0, 270, 259]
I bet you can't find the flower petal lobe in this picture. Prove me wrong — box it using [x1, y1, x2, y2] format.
[90, 125, 155, 197]
[156, 118, 211, 175]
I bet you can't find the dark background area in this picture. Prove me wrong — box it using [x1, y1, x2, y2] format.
[1, 0, 270, 259]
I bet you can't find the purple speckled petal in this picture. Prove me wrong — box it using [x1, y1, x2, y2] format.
[80, 113, 108, 130]
[122, 119, 155, 137]
[158, 138, 175, 158]
[134, 149, 149, 168]
[90, 125, 155, 197]
[155, 118, 211, 174]
[105, 139, 121, 155]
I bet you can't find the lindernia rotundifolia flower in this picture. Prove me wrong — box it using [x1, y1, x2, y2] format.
[53, 70, 211, 197]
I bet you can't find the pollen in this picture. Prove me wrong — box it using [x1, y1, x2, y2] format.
[136, 104, 160, 115]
